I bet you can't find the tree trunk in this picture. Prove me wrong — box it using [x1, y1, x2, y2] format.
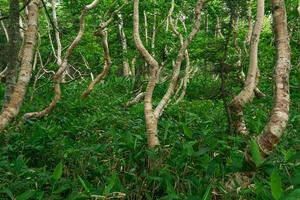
[133, 0, 160, 148]
[133, 0, 205, 148]
[256, 0, 291, 157]
[0, 0, 40, 131]
[117, 13, 131, 77]
[3, 0, 20, 109]
[229, 0, 264, 135]
[81, 27, 111, 98]
[22, 0, 100, 120]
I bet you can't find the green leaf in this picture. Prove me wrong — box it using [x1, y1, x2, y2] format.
[52, 161, 63, 181]
[271, 170, 282, 200]
[182, 124, 193, 139]
[202, 184, 212, 200]
[16, 191, 35, 200]
[284, 189, 300, 200]
[1, 188, 14, 200]
[78, 176, 90, 194]
[250, 138, 263, 167]
[103, 173, 116, 195]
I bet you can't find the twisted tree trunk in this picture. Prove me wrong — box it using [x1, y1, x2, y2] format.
[23, 0, 100, 120]
[0, 0, 40, 131]
[133, 0, 205, 148]
[256, 0, 291, 157]
[229, 0, 264, 135]
[81, 26, 111, 98]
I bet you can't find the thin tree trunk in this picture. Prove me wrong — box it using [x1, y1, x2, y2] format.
[133, 0, 205, 148]
[81, 26, 111, 98]
[81, 4, 125, 98]
[118, 12, 130, 77]
[3, 0, 20, 109]
[52, 0, 62, 66]
[22, 0, 100, 120]
[0, 13, 9, 42]
[0, 0, 40, 131]
[133, 0, 160, 148]
[255, 0, 291, 157]
[229, 0, 264, 135]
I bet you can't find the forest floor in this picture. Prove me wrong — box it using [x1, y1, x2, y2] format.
[0, 76, 299, 199]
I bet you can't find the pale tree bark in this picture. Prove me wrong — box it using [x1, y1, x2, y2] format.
[51, 0, 62, 66]
[22, 0, 100, 120]
[81, 4, 125, 98]
[133, 0, 160, 148]
[255, 0, 291, 157]
[133, 0, 205, 148]
[215, 15, 223, 38]
[81, 25, 111, 98]
[0, 0, 40, 131]
[242, 0, 265, 99]
[298, 0, 300, 17]
[229, 0, 264, 135]
[117, 12, 131, 77]
[173, 10, 194, 103]
[3, 0, 20, 109]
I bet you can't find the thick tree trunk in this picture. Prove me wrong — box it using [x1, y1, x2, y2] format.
[23, 0, 100, 120]
[229, 0, 264, 135]
[256, 0, 291, 157]
[3, 0, 20, 109]
[0, 0, 40, 131]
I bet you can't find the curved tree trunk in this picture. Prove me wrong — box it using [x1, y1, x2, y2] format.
[23, 0, 100, 120]
[133, 0, 205, 148]
[3, 0, 20, 109]
[229, 0, 264, 135]
[81, 4, 125, 98]
[0, 0, 40, 131]
[81, 27, 111, 98]
[256, 0, 291, 157]
[133, 0, 160, 148]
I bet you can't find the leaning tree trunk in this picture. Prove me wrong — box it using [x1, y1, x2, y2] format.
[255, 0, 291, 157]
[133, 0, 205, 148]
[0, 0, 40, 131]
[3, 0, 20, 109]
[23, 0, 100, 120]
[229, 0, 264, 135]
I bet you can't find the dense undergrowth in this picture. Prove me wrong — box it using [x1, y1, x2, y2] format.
[0, 72, 299, 199]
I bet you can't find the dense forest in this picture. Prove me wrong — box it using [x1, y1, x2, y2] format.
[0, 0, 299, 199]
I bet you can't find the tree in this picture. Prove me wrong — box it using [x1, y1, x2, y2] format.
[0, 0, 40, 131]
[133, 0, 205, 148]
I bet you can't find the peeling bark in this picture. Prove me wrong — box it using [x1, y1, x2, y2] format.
[22, 0, 100, 120]
[229, 0, 264, 135]
[0, 0, 40, 131]
[256, 0, 291, 157]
